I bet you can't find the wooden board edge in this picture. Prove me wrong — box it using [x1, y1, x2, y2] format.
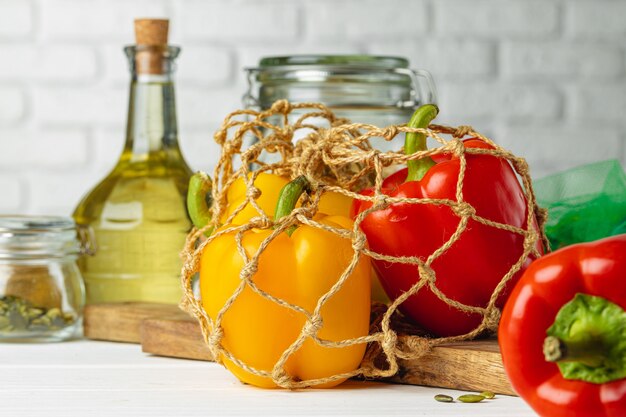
[83, 302, 187, 343]
[385, 342, 517, 396]
[140, 316, 214, 362]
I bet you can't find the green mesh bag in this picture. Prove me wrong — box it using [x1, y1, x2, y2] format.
[534, 160, 626, 250]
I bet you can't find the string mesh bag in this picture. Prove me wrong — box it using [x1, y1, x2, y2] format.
[180, 100, 548, 389]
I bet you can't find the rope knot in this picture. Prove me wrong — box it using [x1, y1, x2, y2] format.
[523, 232, 538, 252]
[304, 316, 323, 336]
[372, 194, 391, 210]
[417, 263, 436, 284]
[381, 331, 398, 354]
[383, 125, 399, 140]
[514, 158, 530, 177]
[397, 336, 431, 359]
[352, 234, 367, 252]
[536, 207, 549, 227]
[273, 371, 295, 389]
[214, 128, 228, 145]
[270, 99, 291, 114]
[222, 140, 238, 155]
[453, 201, 476, 218]
[252, 216, 273, 229]
[453, 125, 473, 138]
[246, 186, 262, 200]
[484, 308, 501, 330]
[208, 326, 224, 348]
[239, 262, 259, 281]
[292, 206, 313, 220]
[450, 138, 466, 157]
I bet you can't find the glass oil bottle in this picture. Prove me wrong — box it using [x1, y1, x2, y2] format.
[73, 19, 192, 304]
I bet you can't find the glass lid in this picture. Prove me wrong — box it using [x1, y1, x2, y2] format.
[258, 55, 410, 69]
[244, 54, 437, 111]
[0, 216, 76, 233]
[0, 216, 80, 259]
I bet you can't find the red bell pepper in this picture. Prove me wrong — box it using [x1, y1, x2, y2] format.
[351, 105, 542, 336]
[499, 234, 626, 417]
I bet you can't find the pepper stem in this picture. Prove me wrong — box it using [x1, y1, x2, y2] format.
[543, 336, 607, 368]
[544, 293, 626, 384]
[187, 172, 213, 235]
[405, 104, 439, 182]
[274, 176, 311, 237]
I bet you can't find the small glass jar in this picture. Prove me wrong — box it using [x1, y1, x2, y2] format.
[0, 216, 85, 342]
[244, 55, 437, 151]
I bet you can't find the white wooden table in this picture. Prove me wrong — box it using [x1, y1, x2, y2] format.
[0, 340, 537, 416]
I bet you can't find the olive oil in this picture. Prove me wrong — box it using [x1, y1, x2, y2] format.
[73, 168, 191, 304]
[73, 20, 192, 304]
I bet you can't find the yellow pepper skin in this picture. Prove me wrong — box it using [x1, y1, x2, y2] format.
[223, 173, 353, 224]
[200, 178, 371, 388]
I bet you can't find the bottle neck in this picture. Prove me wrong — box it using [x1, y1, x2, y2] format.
[123, 45, 181, 161]
[124, 75, 179, 159]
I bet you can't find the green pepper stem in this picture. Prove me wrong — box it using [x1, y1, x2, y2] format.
[405, 104, 439, 182]
[544, 293, 626, 384]
[187, 172, 213, 234]
[543, 335, 607, 368]
[274, 176, 311, 237]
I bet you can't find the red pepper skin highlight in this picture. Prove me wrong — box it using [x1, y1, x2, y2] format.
[352, 138, 542, 337]
[499, 235, 626, 417]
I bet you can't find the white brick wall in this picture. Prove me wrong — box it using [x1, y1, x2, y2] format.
[502, 42, 624, 78]
[179, 1, 299, 41]
[436, 1, 559, 37]
[0, 0, 624, 216]
[0, 1, 33, 38]
[0, 87, 25, 123]
[305, 0, 429, 40]
[0, 45, 98, 81]
[41, 0, 169, 40]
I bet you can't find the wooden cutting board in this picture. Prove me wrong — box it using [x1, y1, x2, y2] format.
[84, 302, 516, 396]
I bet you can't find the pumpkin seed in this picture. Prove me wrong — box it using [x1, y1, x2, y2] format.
[434, 394, 454, 403]
[0, 295, 75, 334]
[480, 391, 495, 399]
[458, 394, 486, 403]
[27, 308, 44, 318]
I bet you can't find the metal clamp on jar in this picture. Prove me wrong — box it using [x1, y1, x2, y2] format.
[0, 216, 85, 342]
[244, 55, 437, 152]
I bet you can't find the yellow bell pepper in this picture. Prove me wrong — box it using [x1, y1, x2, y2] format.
[199, 176, 371, 388]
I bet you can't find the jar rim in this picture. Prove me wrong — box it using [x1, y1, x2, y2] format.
[244, 54, 437, 112]
[256, 55, 409, 69]
[0, 215, 76, 233]
[0, 215, 80, 259]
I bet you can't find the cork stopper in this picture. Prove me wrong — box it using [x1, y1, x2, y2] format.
[133, 19, 169, 75]
[134, 19, 169, 46]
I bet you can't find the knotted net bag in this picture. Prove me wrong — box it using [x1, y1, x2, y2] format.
[180, 100, 548, 388]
